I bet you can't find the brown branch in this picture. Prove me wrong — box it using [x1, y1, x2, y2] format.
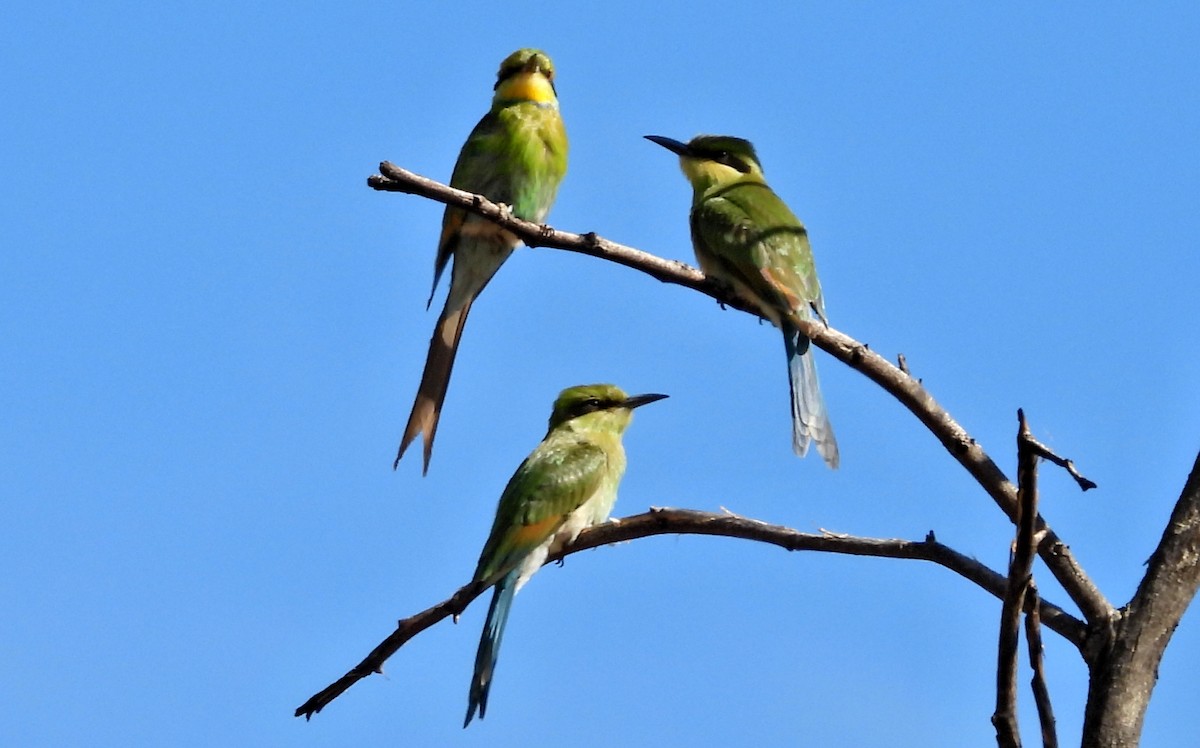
[369, 162, 744, 309]
[368, 162, 1113, 626]
[1020, 431, 1097, 492]
[295, 507, 1087, 720]
[1082, 451, 1200, 745]
[993, 410, 1043, 747]
[1025, 584, 1059, 748]
[294, 580, 485, 722]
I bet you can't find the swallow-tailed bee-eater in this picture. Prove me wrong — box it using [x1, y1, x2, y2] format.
[395, 49, 568, 472]
[463, 384, 667, 726]
[645, 134, 838, 468]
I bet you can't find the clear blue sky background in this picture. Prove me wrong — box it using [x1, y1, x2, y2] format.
[3, 3, 1198, 746]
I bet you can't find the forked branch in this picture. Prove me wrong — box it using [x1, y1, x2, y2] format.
[295, 507, 1085, 719]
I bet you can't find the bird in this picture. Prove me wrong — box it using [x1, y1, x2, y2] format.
[395, 49, 569, 473]
[645, 134, 838, 468]
[463, 383, 667, 726]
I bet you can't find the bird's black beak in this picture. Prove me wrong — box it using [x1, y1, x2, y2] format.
[644, 135, 690, 156]
[623, 393, 669, 410]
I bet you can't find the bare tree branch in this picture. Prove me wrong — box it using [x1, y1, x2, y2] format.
[1025, 584, 1059, 748]
[368, 162, 1113, 625]
[295, 507, 1086, 720]
[993, 410, 1043, 748]
[1020, 430, 1097, 493]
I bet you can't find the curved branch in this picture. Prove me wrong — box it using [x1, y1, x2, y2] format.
[368, 162, 1112, 624]
[295, 507, 1086, 720]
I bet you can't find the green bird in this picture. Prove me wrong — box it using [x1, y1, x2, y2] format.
[645, 134, 839, 468]
[463, 384, 667, 726]
[395, 49, 569, 473]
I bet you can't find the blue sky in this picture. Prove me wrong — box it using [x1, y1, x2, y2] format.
[3, 3, 1198, 746]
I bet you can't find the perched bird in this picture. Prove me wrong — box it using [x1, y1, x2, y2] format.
[645, 134, 839, 468]
[463, 384, 667, 726]
[395, 49, 569, 472]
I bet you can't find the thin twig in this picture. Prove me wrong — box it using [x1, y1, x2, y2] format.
[1026, 583, 1059, 748]
[368, 163, 1113, 625]
[295, 507, 1086, 720]
[1020, 431, 1098, 492]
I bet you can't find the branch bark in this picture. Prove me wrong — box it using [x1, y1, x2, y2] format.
[1081, 451, 1200, 746]
[295, 507, 1085, 720]
[368, 162, 1112, 626]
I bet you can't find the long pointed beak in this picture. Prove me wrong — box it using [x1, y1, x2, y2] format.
[644, 135, 690, 156]
[623, 393, 669, 410]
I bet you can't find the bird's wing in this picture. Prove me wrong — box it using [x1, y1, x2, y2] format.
[430, 103, 564, 299]
[697, 181, 827, 325]
[429, 110, 511, 298]
[472, 437, 608, 585]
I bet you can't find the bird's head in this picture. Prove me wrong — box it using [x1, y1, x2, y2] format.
[645, 134, 764, 192]
[493, 48, 558, 105]
[547, 384, 668, 434]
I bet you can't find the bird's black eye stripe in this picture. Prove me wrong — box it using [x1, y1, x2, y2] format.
[569, 397, 606, 418]
[717, 152, 751, 173]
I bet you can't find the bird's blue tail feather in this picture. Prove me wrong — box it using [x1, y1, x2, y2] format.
[464, 572, 518, 727]
[784, 328, 839, 469]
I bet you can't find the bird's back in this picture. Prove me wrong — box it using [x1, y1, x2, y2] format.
[691, 177, 827, 327]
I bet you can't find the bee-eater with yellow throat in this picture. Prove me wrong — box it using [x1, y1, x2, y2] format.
[463, 384, 667, 726]
[645, 134, 839, 468]
[395, 49, 568, 472]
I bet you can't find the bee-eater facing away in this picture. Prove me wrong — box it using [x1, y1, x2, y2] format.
[395, 49, 568, 473]
[645, 134, 839, 468]
[463, 384, 667, 727]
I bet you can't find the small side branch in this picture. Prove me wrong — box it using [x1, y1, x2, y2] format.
[1025, 584, 1059, 748]
[1019, 429, 1097, 493]
[294, 580, 486, 721]
[296, 508, 1085, 720]
[367, 163, 1112, 626]
[993, 410, 1044, 747]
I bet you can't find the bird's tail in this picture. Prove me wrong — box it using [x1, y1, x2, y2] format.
[465, 572, 518, 727]
[784, 328, 839, 469]
[394, 297, 473, 473]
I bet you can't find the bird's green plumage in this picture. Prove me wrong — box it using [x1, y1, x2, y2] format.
[396, 49, 568, 474]
[470, 384, 651, 588]
[690, 180, 828, 328]
[431, 49, 568, 300]
[464, 384, 666, 726]
[646, 134, 839, 468]
[472, 439, 609, 586]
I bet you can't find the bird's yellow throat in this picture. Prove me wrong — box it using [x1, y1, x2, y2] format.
[496, 72, 557, 104]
